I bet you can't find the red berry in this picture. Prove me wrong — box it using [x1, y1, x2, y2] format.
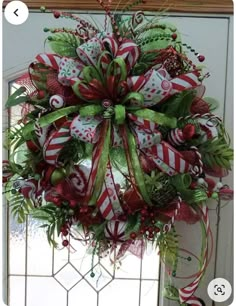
[172, 33, 177, 40]
[62, 230, 68, 236]
[155, 227, 160, 233]
[69, 201, 77, 208]
[54, 11, 61, 18]
[140, 229, 145, 235]
[62, 240, 69, 247]
[149, 233, 154, 239]
[141, 209, 147, 216]
[150, 212, 154, 218]
[148, 226, 154, 233]
[130, 232, 137, 240]
[37, 90, 45, 99]
[198, 55, 205, 62]
[141, 216, 146, 222]
[119, 215, 127, 221]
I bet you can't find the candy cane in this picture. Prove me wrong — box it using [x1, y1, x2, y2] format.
[163, 193, 182, 233]
[178, 113, 222, 123]
[190, 146, 203, 177]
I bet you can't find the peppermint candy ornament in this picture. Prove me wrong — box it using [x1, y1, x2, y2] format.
[69, 165, 89, 196]
[168, 124, 196, 146]
[104, 220, 127, 242]
[49, 95, 65, 109]
[2, 160, 13, 183]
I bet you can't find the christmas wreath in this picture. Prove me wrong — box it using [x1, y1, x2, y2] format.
[3, 2, 233, 305]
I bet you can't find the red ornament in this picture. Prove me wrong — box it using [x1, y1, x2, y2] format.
[182, 124, 196, 140]
[191, 99, 210, 115]
[123, 188, 146, 212]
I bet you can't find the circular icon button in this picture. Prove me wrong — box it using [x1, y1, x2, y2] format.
[4, 1, 29, 25]
[207, 278, 232, 302]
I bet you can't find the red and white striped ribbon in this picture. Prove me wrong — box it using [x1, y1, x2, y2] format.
[179, 203, 209, 303]
[171, 71, 201, 93]
[36, 53, 61, 70]
[144, 141, 191, 176]
[96, 161, 123, 220]
[116, 39, 140, 72]
[43, 121, 72, 166]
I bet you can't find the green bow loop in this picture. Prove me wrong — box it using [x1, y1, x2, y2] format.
[121, 92, 144, 106]
[181, 189, 208, 204]
[72, 79, 86, 99]
[89, 120, 111, 205]
[79, 105, 103, 117]
[126, 127, 152, 205]
[107, 57, 127, 81]
[83, 66, 102, 83]
[96, 50, 114, 76]
[114, 105, 126, 125]
[131, 109, 177, 128]
[170, 174, 192, 190]
[22, 105, 80, 140]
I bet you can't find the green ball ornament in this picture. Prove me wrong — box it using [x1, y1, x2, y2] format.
[211, 192, 218, 200]
[34, 174, 41, 180]
[50, 168, 67, 186]
[40, 6, 46, 12]
[68, 209, 75, 216]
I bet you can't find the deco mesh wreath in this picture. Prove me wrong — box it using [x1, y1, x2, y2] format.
[3, 1, 233, 305]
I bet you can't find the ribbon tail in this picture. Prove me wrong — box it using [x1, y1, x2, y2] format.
[86, 120, 111, 205]
[97, 160, 123, 220]
[120, 125, 151, 205]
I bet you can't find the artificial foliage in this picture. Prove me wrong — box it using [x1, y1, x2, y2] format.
[3, 1, 233, 305]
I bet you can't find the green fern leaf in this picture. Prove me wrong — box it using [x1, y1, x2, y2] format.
[49, 33, 80, 58]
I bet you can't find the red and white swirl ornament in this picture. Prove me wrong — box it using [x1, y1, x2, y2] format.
[49, 95, 65, 109]
[69, 165, 90, 196]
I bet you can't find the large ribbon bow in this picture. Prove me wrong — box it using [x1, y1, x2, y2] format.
[36, 34, 204, 221]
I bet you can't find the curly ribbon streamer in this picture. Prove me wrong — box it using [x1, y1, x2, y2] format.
[178, 203, 209, 304]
